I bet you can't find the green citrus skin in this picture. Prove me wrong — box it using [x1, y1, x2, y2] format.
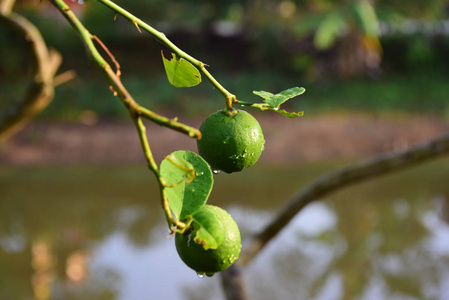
[197, 109, 265, 173]
[175, 205, 242, 276]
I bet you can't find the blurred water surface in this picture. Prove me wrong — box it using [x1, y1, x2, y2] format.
[1, 159, 449, 300]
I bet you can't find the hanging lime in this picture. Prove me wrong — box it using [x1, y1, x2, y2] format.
[175, 205, 241, 276]
[197, 109, 265, 173]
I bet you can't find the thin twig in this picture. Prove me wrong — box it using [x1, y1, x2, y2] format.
[53, 70, 77, 87]
[92, 35, 121, 77]
[133, 116, 188, 231]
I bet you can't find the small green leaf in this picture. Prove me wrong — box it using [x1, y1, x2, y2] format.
[252, 90, 274, 100]
[160, 151, 213, 220]
[190, 208, 224, 250]
[162, 52, 201, 87]
[253, 87, 306, 108]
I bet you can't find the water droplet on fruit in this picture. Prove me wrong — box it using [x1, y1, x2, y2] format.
[212, 170, 220, 174]
[274, 107, 280, 111]
[197, 272, 205, 278]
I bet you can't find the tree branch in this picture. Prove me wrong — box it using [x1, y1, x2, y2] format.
[49, 0, 201, 139]
[240, 132, 449, 265]
[220, 133, 449, 300]
[0, 11, 63, 143]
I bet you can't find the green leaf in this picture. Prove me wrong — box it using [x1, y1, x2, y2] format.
[190, 208, 224, 250]
[162, 52, 201, 87]
[252, 90, 274, 100]
[160, 151, 213, 220]
[253, 87, 306, 108]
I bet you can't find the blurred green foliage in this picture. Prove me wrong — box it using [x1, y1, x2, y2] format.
[2, 0, 449, 120]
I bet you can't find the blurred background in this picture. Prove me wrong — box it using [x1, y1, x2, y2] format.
[1, 0, 449, 299]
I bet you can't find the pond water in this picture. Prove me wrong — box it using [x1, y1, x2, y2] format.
[1, 159, 449, 300]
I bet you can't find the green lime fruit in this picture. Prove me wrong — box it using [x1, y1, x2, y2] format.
[175, 205, 242, 276]
[197, 109, 265, 173]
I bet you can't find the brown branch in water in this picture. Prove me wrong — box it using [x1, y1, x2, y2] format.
[220, 264, 249, 300]
[0, 12, 68, 143]
[239, 132, 449, 266]
[221, 132, 449, 300]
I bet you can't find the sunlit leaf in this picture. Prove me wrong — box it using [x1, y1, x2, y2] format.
[160, 151, 213, 220]
[253, 87, 306, 108]
[252, 90, 274, 101]
[162, 52, 201, 87]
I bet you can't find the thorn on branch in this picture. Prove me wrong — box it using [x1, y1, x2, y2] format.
[133, 20, 142, 33]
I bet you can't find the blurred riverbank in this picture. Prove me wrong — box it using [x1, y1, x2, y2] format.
[1, 113, 447, 166]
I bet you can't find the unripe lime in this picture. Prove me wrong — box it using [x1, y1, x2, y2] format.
[175, 205, 241, 276]
[197, 109, 265, 173]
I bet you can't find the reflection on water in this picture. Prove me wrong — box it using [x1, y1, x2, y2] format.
[0, 160, 448, 300]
